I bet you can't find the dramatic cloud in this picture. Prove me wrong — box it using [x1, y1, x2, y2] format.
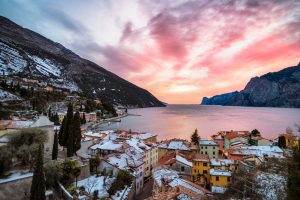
[1, 0, 300, 103]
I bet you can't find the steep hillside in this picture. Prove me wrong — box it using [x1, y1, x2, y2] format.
[201, 63, 300, 108]
[0, 16, 164, 107]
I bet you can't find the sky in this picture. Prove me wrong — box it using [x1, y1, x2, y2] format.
[1, 0, 300, 104]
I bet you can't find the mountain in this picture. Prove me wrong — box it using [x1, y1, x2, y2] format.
[201, 91, 239, 105]
[201, 62, 300, 108]
[0, 16, 164, 108]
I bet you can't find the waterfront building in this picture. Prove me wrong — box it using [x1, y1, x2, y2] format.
[199, 140, 219, 158]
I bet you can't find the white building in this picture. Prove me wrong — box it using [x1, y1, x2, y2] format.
[199, 140, 219, 158]
[126, 138, 158, 179]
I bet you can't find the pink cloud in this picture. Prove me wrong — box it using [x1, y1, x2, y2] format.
[81, 0, 300, 104]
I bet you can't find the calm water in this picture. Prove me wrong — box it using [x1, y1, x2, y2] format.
[99, 105, 300, 140]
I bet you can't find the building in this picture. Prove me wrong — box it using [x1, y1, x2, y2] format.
[224, 146, 284, 160]
[211, 134, 225, 151]
[223, 131, 251, 149]
[89, 139, 125, 156]
[191, 154, 210, 184]
[82, 131, 107, 141]
[57, 112, 66, 123]
[163, 153, 193, 180]
[199, 140, 219, 158]
[118, 130, 157, 143]
[0, 115, 54, 153]
[209, 169, 232, 193]
[126, 138, 158, 179]
[152, 166, 212, 199]
[99, 148, 144, 195]
[209, 158, 238, 171]
[158, 139, 191, 160]
[278, 133, 299, 148]
[80, 112, 97, 122]
[249, 136, 272, 146]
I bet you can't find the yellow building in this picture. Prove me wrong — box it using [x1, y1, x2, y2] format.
[57, 112, 66, 123]
[209, 159, 238, 171]
[192, 154, 210, 184]
[280, 133, 299, 148]
[209, 168, 232, 188]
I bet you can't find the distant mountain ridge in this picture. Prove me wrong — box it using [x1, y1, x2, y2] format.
[0, 16, 164, 107]
[201, 62, 300, 108]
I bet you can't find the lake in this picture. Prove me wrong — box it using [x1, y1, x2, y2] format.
[99, 105, 300, 140]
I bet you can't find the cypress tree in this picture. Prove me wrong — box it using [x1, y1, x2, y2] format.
[58, 117, 66, 147]
[62, 103, 74, 148]
[52, 130, 58, 160]
[30, 145, 46, 200]
[67, 122, 74, 157]
[82, 113, 86, 124]
[73, 111, 82, 155]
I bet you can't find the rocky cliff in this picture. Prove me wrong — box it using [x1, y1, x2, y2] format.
[201, 63, 300, 108]
[0, 16, 164, 107]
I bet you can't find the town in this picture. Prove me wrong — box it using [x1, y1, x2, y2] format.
[0, 99, 299, 200]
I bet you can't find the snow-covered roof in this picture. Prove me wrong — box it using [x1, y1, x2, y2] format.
[84, 131, 105, 138]
[199, 140, 218, 146]
[131, 132, 156, 140]
[176, 155, 192, 167]
[31, 115, 54, 127]
[126, 138, 150, 153]
[0, 88, 22, 102]
[152, 167, 211, 196]
[158, 140, 190, 151]
[239, 146, 283, 153]
[176, 194, 193, 200]
[89, 139, 123, 151]
[106, 152, 143, 172]
[211, 186, 227, 194]
[210, 159, 236, 166]
[152, 168, 179, 187]
[209, 169, 232, 177]
[168, 178, 207, 195]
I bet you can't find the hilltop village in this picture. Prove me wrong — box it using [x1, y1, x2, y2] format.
[0, 100, 299, 200]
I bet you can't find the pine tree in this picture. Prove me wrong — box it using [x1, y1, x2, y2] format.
[191, 129, 200, 145]
[58, 117, 66, 147]
[52, 130, 58, 160]
[30, 145, 46, 200]
[73, 111, 82, 155]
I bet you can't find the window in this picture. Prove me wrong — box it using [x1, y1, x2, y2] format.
[227, 177, 231, 182]
[201, 146, 203, 149]
[205, 146, 207, 149]
[216, 176, 219, 181]
[203, 163, 207, 167]
[181, 166, 184, 171]
[235, 166, 238, 170]
[205, 151, 207, 154]
[213, 152, 215, 155]
[213, 147, 215, 149]
[194, 169, 197, 173]
[203, 170, 207, 174]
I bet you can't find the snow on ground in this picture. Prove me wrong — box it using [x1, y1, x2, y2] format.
[0, 88, 21, 102]
[28, 55, 61, 77]
[76, 175, 115, 198]
[256, 172, 286, 200]
[0, 42, 27, 74]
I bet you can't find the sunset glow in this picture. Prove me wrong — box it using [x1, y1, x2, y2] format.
[1, 0, 300, 103]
